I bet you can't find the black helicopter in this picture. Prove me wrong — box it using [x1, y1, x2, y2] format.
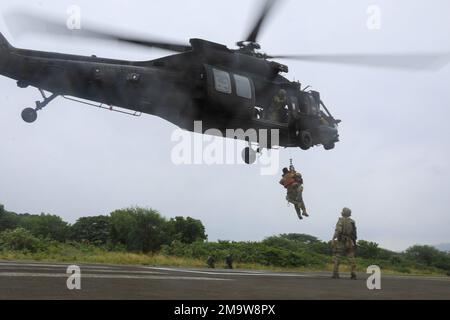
[0, 0, 448, 163]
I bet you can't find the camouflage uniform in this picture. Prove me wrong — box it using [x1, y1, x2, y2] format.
[225, 255, 234, 269]
[332, 208, 357, 279]
[268, 89, 287, 122]
[280, 168, 308, 220]
[207, 256, 216, 269]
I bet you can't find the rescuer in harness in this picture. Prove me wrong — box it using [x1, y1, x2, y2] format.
[267, 89, 288, 123]
[279, 160, 309, 220]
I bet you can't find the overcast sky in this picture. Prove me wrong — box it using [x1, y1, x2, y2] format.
[0, 0, 449, 251]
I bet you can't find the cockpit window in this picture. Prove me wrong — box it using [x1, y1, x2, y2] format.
[213, 68, 232, 94]
[233, 74, 252, 99]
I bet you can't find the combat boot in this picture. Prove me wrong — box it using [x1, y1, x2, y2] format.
[351, 273, 357, 280]
[300, 204, 309, 217]
[295, 207, 303, 220]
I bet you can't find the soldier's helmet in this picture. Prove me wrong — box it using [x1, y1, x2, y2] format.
[342, 207, 352, 217]
[278, 89, 287, 98]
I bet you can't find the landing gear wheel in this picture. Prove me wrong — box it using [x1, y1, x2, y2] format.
[21, 108, 38, 123]
[19, 90, 58, 123]
[298, 131, 312, 150]
[242, 147, 257, 165]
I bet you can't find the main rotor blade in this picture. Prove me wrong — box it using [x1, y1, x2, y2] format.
[245, 0, 280, 43]
[6, 11, 191, 53]
[268, 53, 450, 71]
[108, 37, 191, 53]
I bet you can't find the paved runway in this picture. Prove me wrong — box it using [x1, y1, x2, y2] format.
[0, 261, 449, 299]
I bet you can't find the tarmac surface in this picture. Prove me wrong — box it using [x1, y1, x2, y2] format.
[0, 261, 449, 300]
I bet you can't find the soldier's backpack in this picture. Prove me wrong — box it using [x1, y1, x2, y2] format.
[295, 173, 304, 185]
[339, 217, 355, 239]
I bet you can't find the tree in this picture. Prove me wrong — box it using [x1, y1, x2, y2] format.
[0, 228, 44, 252]
[405, 245, 450, 269]
[167, 217, 207, 244]
[110, 207, 169, 253]
[0, 204, 19, 232]
[279, 234, 320, 244]
[19, 213, 68, 242]
[263, 234, 322, 250]
[262, 236, 299, 251]
[109, 209, 136, 246]
[357, 240, 380, 259]
[69, 216, 111, 245]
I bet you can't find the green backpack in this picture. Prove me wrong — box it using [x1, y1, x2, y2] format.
[339, 217, 355, 239]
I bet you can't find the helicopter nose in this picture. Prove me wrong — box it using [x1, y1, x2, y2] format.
[318, 125, 339, 144]
[0, 34, 11, 74]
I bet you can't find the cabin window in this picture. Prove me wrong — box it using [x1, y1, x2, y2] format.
[213, 68, 232, 94]
[233, 74, 252, 99]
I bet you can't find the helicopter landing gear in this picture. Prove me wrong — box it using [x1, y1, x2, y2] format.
[21, 89, 58, 123]
[21, 108, 38, 123]
[297, 131, 313, 151]
[241, 138, 261, 165]
[242, 147, 257, 165]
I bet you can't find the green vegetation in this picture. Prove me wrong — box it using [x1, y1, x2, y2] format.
[0, 204, 206, 253]
[161, 235, 450, 275]
[0, 203, 449, 276]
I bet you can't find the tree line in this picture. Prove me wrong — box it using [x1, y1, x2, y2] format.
[0, 204, 207, 253]
[0, 203, 449, 274]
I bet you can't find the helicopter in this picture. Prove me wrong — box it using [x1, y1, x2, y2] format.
[0, 0, 449, 164]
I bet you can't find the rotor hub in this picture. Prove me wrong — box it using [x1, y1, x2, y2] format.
[236, 41, 261, 51]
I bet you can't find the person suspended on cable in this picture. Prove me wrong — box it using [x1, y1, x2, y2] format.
[279, 160, 309, 220]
